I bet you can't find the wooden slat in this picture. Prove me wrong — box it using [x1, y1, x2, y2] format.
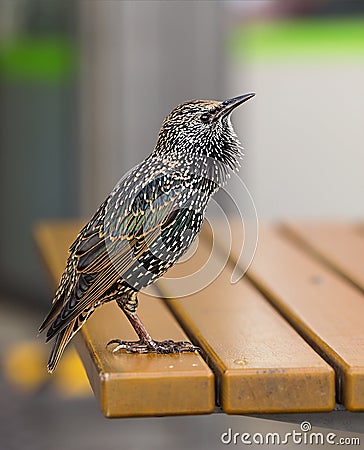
[75, 296, 215, 417]
[282, 223, 364, 292]
[221, 221, 364, 411]
[156, 225, 335, 414]
[34, 221, 215, 417]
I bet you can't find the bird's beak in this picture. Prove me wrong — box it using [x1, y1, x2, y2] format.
[214, 93, 255, 121]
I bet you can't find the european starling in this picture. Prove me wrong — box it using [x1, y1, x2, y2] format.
[39, 93, 255, 372]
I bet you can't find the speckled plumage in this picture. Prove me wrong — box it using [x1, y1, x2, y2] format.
[39, 94, 254, 372]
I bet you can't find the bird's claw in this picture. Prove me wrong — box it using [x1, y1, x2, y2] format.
[153, 339, 199, 354]
[107, 339, 199, 354]
[107, 339, 151, 354]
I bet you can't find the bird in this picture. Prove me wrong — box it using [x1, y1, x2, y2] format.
[39, 93, 255, 372]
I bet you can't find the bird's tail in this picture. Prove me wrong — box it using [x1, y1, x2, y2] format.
[47, 320, 75, 373]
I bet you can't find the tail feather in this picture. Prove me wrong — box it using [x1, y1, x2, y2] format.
[47, 320, 75, 373]
[39, 296, 64, 334]
[45, 305, 96, 372]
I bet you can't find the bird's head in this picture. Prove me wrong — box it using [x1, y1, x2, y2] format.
[154, 93, 255, 173]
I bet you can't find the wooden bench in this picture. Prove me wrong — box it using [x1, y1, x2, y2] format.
[34, 220, 364, 418]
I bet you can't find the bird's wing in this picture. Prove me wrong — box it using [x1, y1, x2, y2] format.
[42, 170, 184, 341]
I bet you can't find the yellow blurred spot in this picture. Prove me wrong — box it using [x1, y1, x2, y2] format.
[3, 341, 48, 391]
[53, 347, 91, 398]
[3, 341, 91, 398]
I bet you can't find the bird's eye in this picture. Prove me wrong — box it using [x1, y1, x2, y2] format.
[200, 113, 210, 123]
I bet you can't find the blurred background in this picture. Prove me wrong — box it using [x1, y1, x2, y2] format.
[0, 1, 363, 449]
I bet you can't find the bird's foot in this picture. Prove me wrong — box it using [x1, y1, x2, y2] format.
[107, 339, 152, 354]
[152, 339, 199, 354]
[107, 338, 199, 354]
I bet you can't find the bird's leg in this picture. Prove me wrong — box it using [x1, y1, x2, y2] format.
[107, 293, 151, 353]
[107, 293, 199, 354]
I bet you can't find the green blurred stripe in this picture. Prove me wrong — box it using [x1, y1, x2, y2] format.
[229, 18, 364, 61]
[0, 36, 76, 82]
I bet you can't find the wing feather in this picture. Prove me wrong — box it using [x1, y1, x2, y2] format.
[43, 171, 183, 341]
